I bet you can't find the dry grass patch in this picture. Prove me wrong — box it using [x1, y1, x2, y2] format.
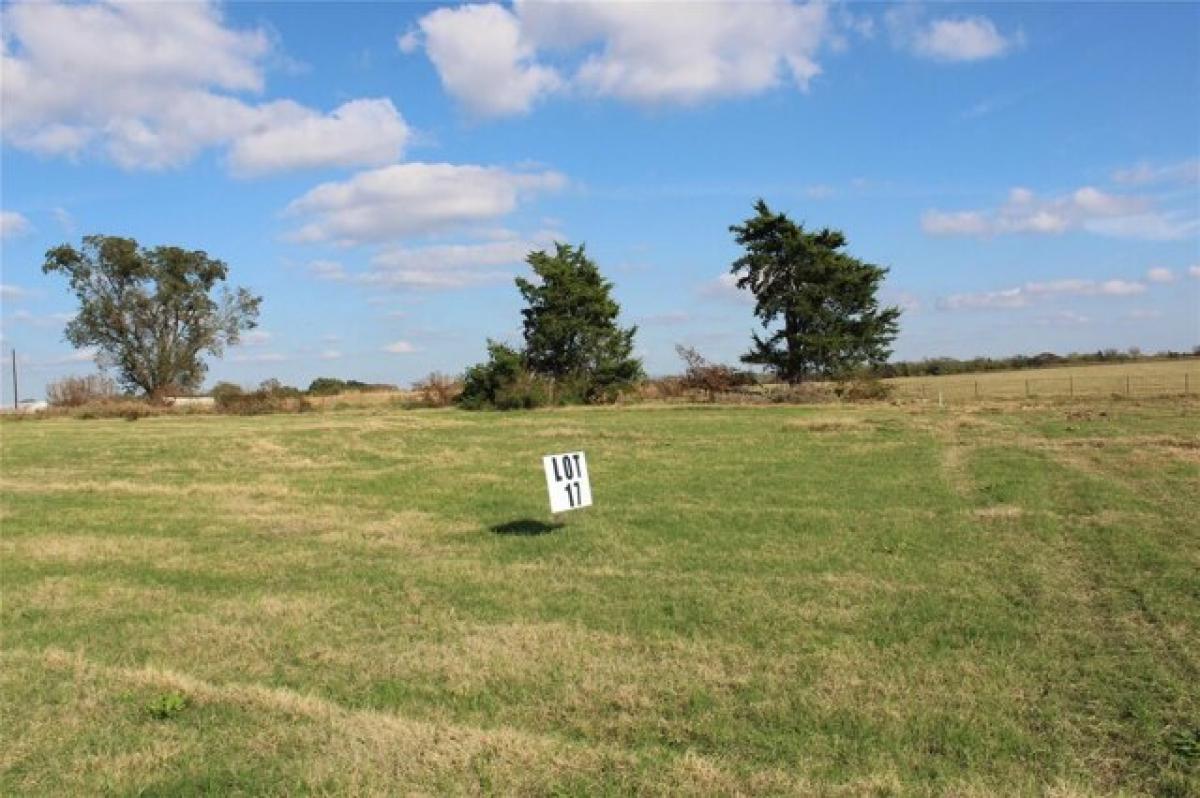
[972, 505, 1026, 520]
[1, 534, 182, 566]
[782, 416, 877, 434]
[5, 647, 658, 795]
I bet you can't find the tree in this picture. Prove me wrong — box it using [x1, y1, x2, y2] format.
[516, 243, 642, 400]
[730, 200, 901, 383]
[43, 235, 261, 398]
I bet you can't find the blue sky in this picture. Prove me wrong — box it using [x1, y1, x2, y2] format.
[1, 0, 1197, 400]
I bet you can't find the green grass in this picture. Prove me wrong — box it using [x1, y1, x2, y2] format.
[1, 399, 1197, 795]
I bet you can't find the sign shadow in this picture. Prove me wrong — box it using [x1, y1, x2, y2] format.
[490, 518, 566, 537]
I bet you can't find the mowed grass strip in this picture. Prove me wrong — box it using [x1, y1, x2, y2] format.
[1, 400, 1197, 795]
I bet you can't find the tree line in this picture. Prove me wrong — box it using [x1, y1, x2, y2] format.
[41, 200, 908, 407]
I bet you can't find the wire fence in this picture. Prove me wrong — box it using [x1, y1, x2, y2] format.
[889, 372, 1198, 402]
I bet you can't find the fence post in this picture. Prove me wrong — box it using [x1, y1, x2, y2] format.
[1126, 375, 1131, 396]
[974, 380, 979, 399]
[1025, 378, 1030, 398]
[1186, 373, 1190, 395]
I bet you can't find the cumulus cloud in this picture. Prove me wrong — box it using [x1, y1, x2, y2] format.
[230, 351, 287, 364]
[1, 1, 407, 172]
[227, 98, 409, 176]
[237, 329, 273, 347]
[383, 340, 418, 354]
[402, 0, 832, 116]
[887, 7, 1017, 62]
[1034, 309, 1090, 327]
[698, 272, 753, 304]
[51, 207, 75, 234]
[364, 231, 559, 289]
[938, 278, 1147, 310]
[1146, 267, 1175, 284]
[412, 3, 562, 117]
[0, 211, 32, 239]
[923, 186, 1196, 241]
[0, 283, 34, 299]
[1123, 308, 1163, 321]
[8, 309, 76, 327]
[309, 231, 560, 290]
[1190, 265, 1200, 279]
[284, 163, 566, 244]
[1112, 158, 1200, 186]
[638, 311, 692, 326]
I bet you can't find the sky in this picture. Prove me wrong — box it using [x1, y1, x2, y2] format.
[1, 0, 1198, 401]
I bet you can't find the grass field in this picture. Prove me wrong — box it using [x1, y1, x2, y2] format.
[2, 397, 1198, 795]
[885, 359, 1199, 402]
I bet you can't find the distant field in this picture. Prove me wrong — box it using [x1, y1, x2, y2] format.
[2, 399, 1197, 794]
[886, 358, 1199, 401]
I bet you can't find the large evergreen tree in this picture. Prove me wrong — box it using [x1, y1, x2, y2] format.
[516, 243, 642, 400]
[730, 200, 901, 383]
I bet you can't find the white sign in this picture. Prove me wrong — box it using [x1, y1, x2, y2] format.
[543, 451, 592, 514]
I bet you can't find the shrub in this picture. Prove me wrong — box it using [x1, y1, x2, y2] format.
[764, 383, 838, 404]
[633, 377, 687, 402]
[72, 399, 162, 419]
[210, 381, 244, 403]
[308, 377, 399, 396]
[459, 342, 535, 409]
[834, 377, 893, 402]
[676, 345, 757, 398]
[46, 374, 117, 407]
[412, 372, 462, 407]
[213, 379, 310, 415]
[307, 377, 347, 396]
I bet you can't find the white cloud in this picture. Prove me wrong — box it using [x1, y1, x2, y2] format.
[939, 277, 1147, 310]
[309, 231, 559, 291]
[238, 329, 273, 347]
[230, 351, 287, 364]
[404, 0, 832, 116]
[0, 211, 32, 239]
[383, 340, 418, 354]
[227, 98, 409, 176]
[52, 207, 75, 234]
[888, 7, 1016, 62]
[920, 210, 991, 236]
[1035, 310, 1090, 327]
[923, 185, 1195, 240]
[638, 311, 692, 326]
[1189, 265, 1200, 279]
[0, 283, 34, 299]
[1112, 158, 1200, 186]
[307, 260, 348, 280]
[414, 3, 562, 117]
[8, 309, 75, 327]
[1146, 267, 1175, 284]
[1123, 308, 1163, 321]
[698, 272, 753, 304]
[318, 349, 342, 361]
[28, 347, 99, 368]
[1, 1, 408, 173]
[284, 163, 566, 244]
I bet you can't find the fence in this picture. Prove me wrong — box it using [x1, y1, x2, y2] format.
[888, 371, 1197, 402]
